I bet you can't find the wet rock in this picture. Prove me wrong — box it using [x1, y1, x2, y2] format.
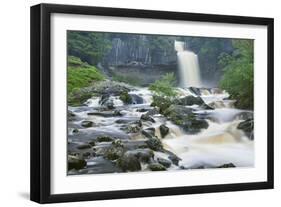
[157, 158, 172, 168]
[81, 157, 122, 174]
[87, 110, 122, 117]
[200, 103, 214, 110]
[127, 149, 154, 163]
[217, 163, 236, 168]
[148, 163, 166, 171]
[137, 108, 149, 112]
[68, 110, 76, 121]
[82, 152, 91, 158]
[130, 94, 144, 104]
[164, 104, 208, 133]
[141, 128, 155, 139]
[146, 108, 160, 116]
[88, 140, 96, 146]
[96, 136, 114, 142]
[145, 137, 163, 151]
[104, 146, 124, 160]
[76, 144, 92, 150]
[112, 139, 124, 148]
[68, 155, 86, 170]
[188, 87, 201, 96]
[117, 152, 141, 172]
[125, 124, 141, 133]
[166, 151, 181, 166]
[159, 124, 169, 138]
[120, 91, 132, 104]
[236, 111, 254, 120]
[140, 114, 155, 123]
[151, 95, 172, 113]
[237, 118, 254, 140]
[210, 88, 223, 94]
[84, 80, 132, 97]
[175, 95, 204, 106]
[81, 120, 94, 128]
[99, 94, 115, 109]
[115, 118, 140, 124]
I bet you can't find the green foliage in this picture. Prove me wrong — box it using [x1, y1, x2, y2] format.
[67, 56, 105, 94]
[149, 73, 177, 98]
[219, 40, 254, 109]
[67, 56, 105, 106]
[119, 91, 132, 104]
[68, 31, 112, 65]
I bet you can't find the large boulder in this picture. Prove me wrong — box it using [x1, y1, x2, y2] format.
[164, 104, 209, 133]
[119, 91, 132, 104]
[148, 163, 166, 171]
[104, 146, 124, 161]
[126, 149, 154, 163]
[96, 136, 114, 142]
[117, 152, 141, 172]
[141, 128, 156, 139]
[145, 137, 163, 151]
[237, 118, 254, 140]
[140, 114, 155, 123]
[68, 155, 86, 170]
[188, 87, 201, 96]
[130, 94, 144, 104]
[81, 120, 94, 128]
[157, 158, 172, 168]
[159, 124, 169, 138]
[175, 95, 204, 106]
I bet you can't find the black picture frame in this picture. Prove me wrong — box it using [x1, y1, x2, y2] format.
[30, 3, 274, 204]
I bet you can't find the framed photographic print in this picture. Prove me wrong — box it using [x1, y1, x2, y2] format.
[30, 3, 274, 203]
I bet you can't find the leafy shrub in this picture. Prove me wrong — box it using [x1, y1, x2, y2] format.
[149, 73, 177, 98]
[219, 40, 254, 109]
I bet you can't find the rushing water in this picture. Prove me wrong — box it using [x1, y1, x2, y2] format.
[68, 86, 254, 173]
[175, 41, 201, 87]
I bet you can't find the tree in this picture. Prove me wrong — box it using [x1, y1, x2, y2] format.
[67, 31, 112, 65]
[219, 39, 254, 109]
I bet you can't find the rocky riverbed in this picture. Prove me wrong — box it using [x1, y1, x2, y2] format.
[67, 80, 254, 175]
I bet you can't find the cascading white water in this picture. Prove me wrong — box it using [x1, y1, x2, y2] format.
[175, 41, 201, 87]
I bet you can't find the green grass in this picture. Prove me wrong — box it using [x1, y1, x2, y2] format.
[67, 56, 105, 94]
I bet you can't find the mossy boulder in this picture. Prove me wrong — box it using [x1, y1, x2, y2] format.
[119, 91, 132, 104]
[68, 155, 86, 170]
[175, 95, 204, 106]
[127, 149, 154, 163]
[164, 104, 208, 133]
[104, 146, 124, 161]
[145, 137, 163, 151]
[141, 128, 156, 139]
[81, 120, 94, 128]
[117, 152, 141, 172]
[140, 114, 155, 123]
[96, 136, 114, 142]
[157, 158, 172, 168]
[76, 144, 92, 150]
[237, 118, 254, 140]
[159, 124, 169, 138]
[148, 163, 166, 171]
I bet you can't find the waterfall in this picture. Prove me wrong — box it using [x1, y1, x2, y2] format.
[175, 41, 201, 87]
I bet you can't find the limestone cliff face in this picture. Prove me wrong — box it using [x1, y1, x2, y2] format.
[102, 35, 177, 66]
